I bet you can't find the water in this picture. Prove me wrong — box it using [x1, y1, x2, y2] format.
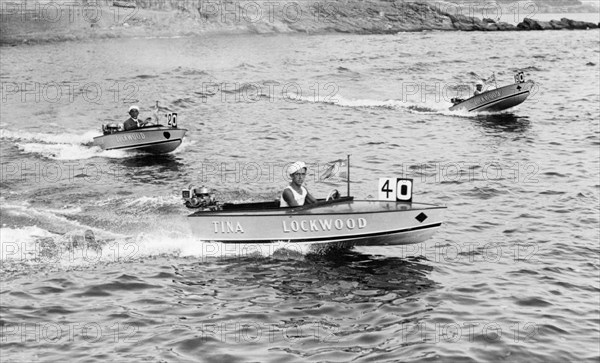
[1, 30, 599, 362]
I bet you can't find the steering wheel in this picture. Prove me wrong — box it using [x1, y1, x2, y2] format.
[325, 189, 340, 202]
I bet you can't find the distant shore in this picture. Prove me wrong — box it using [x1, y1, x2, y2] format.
[1, 1, 598, 45]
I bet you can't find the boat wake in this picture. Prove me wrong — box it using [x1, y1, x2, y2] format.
[0, 223, 347, 278]
[292, 94, 502, 118]
[282, 90, 529, 120]
[0, 196, 350, 277]
[1, 129, 130, 160]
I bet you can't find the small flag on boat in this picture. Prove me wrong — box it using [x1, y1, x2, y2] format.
[483, 73, 496, 84]
[320, 159, 348, 181]
[152, 101, 160, 123]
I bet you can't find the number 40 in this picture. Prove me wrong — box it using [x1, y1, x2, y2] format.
[378, 178, 413, 202]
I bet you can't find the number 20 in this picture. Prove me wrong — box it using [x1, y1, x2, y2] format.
[167, 113, 177, 127]
[515, 72, 525, 83]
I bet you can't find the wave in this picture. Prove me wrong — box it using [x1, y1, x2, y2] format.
[0, 222, 330, 276]
[134, 74, 159, 79]
[293, 94, 482, 117]
[0, 192, 348, 274]
[514, 66, 543, 72]
[292, 92, 519, 119]
[1, 128, 131, 160]
[1, 128, 97, 145]
[15, 142, 128, 160]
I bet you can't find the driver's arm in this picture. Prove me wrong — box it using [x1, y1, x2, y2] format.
[305, 190, 317, 204]
[282, 189, 300, 207]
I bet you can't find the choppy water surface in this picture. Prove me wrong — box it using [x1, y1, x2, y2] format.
[1, 30, 599, 362]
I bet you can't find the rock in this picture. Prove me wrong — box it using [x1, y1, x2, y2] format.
[518, 18, 544, 30]
[549, 19, 570, 29]
[519, 17, 599, 30]
[536, 20, 553, 29]
[446, 13, 488, 31]
[496, 22, 517, 31]
[563, 18, 598, 29]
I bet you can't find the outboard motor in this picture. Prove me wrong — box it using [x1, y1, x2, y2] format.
[451, 98, 464, 105]
[102, 123, 121, 135]
[182, 185, 219, 210]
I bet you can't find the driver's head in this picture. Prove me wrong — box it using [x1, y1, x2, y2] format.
[289, 161, 307, 184]
[128, 105, 140, 117]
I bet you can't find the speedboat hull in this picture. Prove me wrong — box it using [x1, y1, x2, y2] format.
[93, 126, 187, 154]
[450, 80, 534, 112]
[187, 199, 446, 246]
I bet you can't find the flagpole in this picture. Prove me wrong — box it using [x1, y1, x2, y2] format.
[347, 154, 350, 197]
[493, 72, 498, 89]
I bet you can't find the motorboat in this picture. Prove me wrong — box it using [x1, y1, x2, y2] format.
[93, 107, 187, 154]
[182, 173, 446, 246]
[450, 72, 535, 113]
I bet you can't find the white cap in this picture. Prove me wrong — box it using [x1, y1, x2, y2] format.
[128, 105, 139, 112]
[476, 82, 483, 86]
[288, 161, 307, 175]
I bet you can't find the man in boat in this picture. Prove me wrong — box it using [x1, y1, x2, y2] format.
[280, 161, 317, 207]
[123, 105, 152, 131]
[474, 82, 484, 96]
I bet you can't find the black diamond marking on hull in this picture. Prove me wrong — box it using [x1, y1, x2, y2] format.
[415, 212, 428, 223]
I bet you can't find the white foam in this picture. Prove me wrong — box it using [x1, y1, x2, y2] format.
[0, 222, 330, 269]
[297, 93, 461, 115]
[1, 129, 98, 145]
[2, 128, 131, 160]
[0, 226, 60, 261]
[3, 202, 124, 239]
[1, 226, 57, 245]
[16, 142, 106, 160]
[4, 127, 186, 159]
[129, 231, 321, 261]
[170, 137, 196, 154]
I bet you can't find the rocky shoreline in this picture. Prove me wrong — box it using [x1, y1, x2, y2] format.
[0, 1, 598, 45]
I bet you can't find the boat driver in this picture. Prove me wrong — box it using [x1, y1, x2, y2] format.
[124, 105, 151, 131]
[280, 161, 317, 207]
[474, 82, 483, 96]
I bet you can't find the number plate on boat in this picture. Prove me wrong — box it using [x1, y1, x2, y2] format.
[378, 178, 413, 202]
